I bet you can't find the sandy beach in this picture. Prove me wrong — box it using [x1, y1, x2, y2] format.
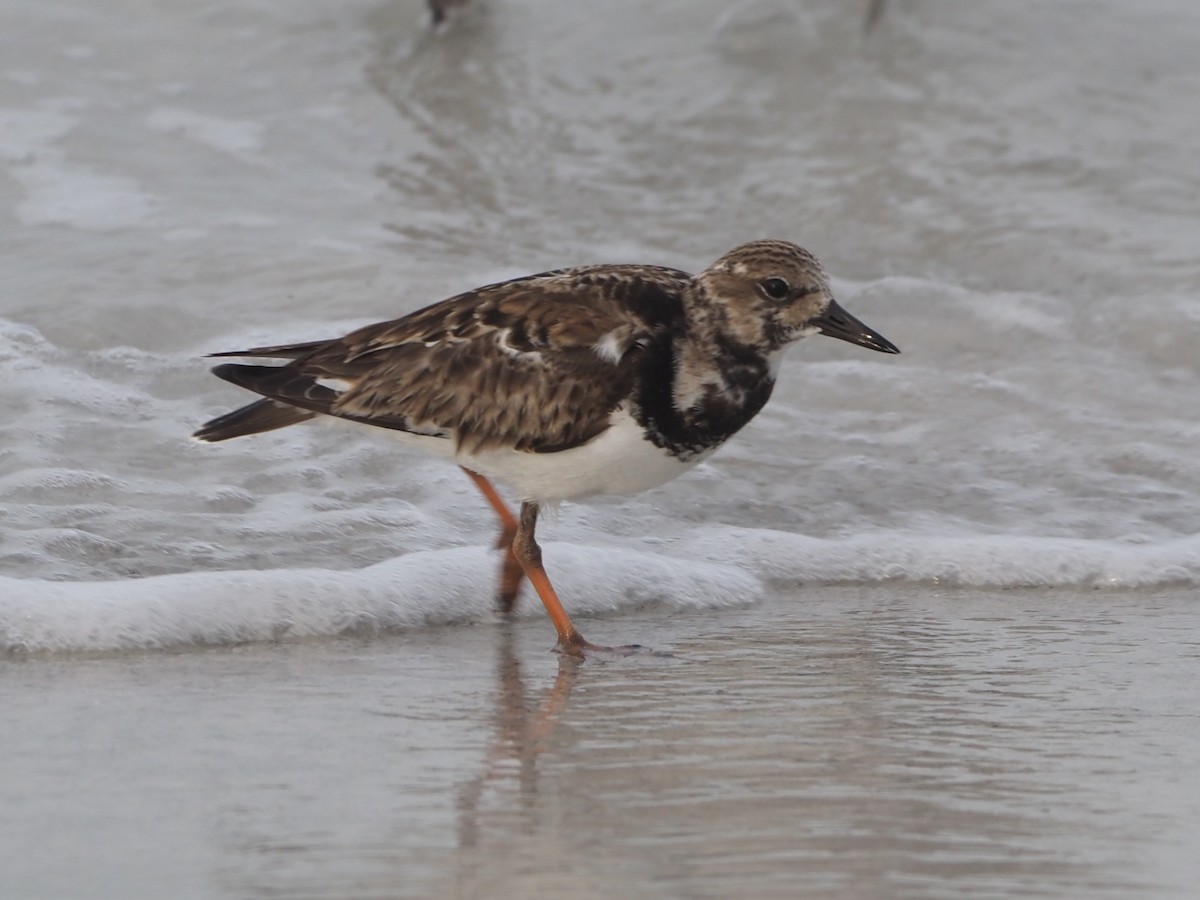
[5, 586, 1199, 899]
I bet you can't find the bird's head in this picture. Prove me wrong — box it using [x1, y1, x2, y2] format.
[695, 240, 899, 355]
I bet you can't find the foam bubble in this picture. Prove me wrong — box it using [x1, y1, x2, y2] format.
[677, 527, 1200, 589]
[0, 544, 761, 654]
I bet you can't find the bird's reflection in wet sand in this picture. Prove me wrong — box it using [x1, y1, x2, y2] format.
[454, 626, 581, 856]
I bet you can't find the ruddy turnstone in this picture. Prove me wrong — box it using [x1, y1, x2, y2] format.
[194, 240, 899, 655]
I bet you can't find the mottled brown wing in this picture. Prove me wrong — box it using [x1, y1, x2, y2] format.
[216, 266, 689, 454]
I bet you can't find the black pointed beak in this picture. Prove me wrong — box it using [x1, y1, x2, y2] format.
[813, 298, 900, 354]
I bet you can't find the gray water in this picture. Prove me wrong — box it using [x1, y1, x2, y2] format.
[6, 587, 1200, 899]
[3, 0, 1200, 895]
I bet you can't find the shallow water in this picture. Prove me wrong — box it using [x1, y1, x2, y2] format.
[5, 587, 1200, 899]
[4, 0, 1200, 596]
[3, 0, 1200, 895]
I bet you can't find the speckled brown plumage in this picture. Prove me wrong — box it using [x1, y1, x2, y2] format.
[197, 264, 690, 454]
[195, 241, 896, 460]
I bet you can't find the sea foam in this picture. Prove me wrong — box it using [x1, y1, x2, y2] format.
[677, 527, 1200, 589]
[0, 544, 760, 654]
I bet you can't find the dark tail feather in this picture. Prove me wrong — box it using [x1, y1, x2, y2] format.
[194, 361, 341, 441]
[193, 398, 316, 442]
[209, 362, 340, 413]
[206, 338, 330, 361]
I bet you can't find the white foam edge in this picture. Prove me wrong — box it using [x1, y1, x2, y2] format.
[676, 527, 1200, 589]
[0, 543, 761, 654]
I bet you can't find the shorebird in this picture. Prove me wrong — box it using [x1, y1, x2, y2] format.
[864, 0, 888, 30]
[427, 0, 470, 26]
[194, 240, 899, 655]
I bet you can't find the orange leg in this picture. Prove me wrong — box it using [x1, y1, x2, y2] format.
[460, 467, 526, 612]
[463, 471, 649, 656]
[511, 500, 591, 655]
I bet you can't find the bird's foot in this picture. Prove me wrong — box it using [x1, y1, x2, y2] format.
[553, 635, 672, 659]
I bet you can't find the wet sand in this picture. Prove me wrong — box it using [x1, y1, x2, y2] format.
[4, 585, 1199, 899]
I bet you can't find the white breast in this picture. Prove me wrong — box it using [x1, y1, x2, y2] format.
[350, 407, 708, 503]
[460, 408, 710, 502]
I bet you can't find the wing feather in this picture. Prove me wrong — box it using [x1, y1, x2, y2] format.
[205, 265, 688, 454]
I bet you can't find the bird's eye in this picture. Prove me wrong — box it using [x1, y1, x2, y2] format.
[761, 278, 790, 300]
